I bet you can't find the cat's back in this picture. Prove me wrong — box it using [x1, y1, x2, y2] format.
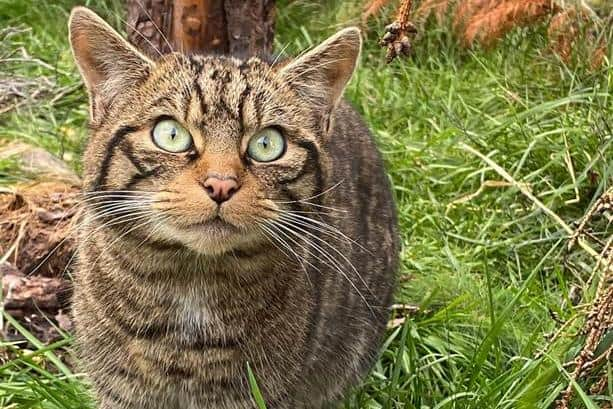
[328, 100, 397, 246]
[295, 100, 398, 405]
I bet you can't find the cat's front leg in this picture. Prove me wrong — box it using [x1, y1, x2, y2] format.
[97, 391, 180, 409]
[93, 374, 182, 409]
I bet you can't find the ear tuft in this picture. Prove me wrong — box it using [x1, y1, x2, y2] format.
[280, 27, 362, 114]
[69, 7, 153, 120]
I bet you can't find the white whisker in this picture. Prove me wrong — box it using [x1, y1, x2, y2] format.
[274, 180, 344, 204]
[277, 212, 371, 254]
[275, 217, 373, 298]
[270, 219, 374, 315]
[28, 194, 156, 275]
[85, 215, 161, 272]
[256, 222, 312, 288]
[58, 211, 158, 277]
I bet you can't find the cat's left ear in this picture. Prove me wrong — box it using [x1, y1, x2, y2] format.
[69, 7, 154, 121]
[280, 27, 361, 115]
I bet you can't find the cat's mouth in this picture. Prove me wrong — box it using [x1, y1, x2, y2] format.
[157, 214, 261, 255]
[185, 216, 238, 233]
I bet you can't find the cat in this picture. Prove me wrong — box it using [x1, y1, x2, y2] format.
[69, 6, 399, 409]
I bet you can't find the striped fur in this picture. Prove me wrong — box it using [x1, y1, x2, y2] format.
[69, 7, 398, 409]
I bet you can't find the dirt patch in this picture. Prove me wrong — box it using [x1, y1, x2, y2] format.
[1, 180, 80, 343]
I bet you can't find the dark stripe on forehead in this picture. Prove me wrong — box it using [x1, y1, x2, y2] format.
[145, 95, 174, 112]
[236, 60, 253, 129]
[211, 67, 240, 120]
[92, 125, 138, 191]
[252, 90, 266, 128]
[237, 84, 251, 133]
[193, 80, 208, 116]
[189, 56, 208, 115]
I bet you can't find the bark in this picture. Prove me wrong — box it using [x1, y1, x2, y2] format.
[126, 0, 275, 58]
[126, 0, 174, 56]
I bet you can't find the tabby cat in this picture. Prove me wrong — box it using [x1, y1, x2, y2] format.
[69, 6, 398, 409]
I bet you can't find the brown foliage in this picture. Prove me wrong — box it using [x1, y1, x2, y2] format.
[463, 0, 557, 47]
[362, 0, 393, 22]
[414, 0, 451, 24]
[369, 0, 558, 50]
[379, 0, 418, 62]
[368, 0, 607, 69]
[548, 5, 607, 69]
[548, 8, 579, 62]
[453, 0, 497, 31]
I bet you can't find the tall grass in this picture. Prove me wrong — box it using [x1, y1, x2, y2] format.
[1, 1, 611, 408]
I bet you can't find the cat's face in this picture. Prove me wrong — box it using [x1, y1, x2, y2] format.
[69, 7, 360, 255]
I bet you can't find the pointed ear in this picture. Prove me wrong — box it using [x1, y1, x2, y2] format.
[68, 7, 153, 120]
[280, 27, 361, 114]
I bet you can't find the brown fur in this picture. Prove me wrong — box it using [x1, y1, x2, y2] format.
[69, 7, 398, 409]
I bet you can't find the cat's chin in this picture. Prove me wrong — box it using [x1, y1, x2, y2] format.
[155, 219, 260, 256]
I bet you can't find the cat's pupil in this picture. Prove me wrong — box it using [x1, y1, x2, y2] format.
[170, 128, 177, 139]
[260, 136, 269, 149]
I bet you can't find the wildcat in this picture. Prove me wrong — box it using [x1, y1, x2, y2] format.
[69, 6, 398, 409]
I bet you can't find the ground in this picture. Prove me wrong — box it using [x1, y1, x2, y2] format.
[0, 1, 611, 408]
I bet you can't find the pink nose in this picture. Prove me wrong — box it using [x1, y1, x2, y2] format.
[202, 177, 239, 204]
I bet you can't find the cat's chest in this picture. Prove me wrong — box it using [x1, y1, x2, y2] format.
[169, 286, 245, 340]
[172, 290, 213, 334]
[176, 298, 209, 330]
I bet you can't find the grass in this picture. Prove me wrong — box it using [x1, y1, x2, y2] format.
[1, 0, 612, 408]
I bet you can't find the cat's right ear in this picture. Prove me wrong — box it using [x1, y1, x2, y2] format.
[69, 7, 153, 121]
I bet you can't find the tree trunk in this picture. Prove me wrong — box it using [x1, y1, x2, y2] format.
[126, 0, 275, 58]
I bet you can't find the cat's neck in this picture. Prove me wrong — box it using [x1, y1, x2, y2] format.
[77, 224, 310, 335]
[82, 224, 294, 286]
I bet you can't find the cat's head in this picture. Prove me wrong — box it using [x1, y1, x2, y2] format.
[69, 7, 361, 255]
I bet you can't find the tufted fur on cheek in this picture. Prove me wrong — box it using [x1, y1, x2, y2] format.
[68, 7, 154, 123]
[279, 27, 362, 135]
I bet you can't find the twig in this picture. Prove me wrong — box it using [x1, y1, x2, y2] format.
[387, 303, 421, 328]
[446, 180, 530, 213]
[563, 135, 580, 205]
[459, 142, 609, 271]
[535, 314, 580, 359]
[568, 187, 612, 252]
[379, 0, 418, 62]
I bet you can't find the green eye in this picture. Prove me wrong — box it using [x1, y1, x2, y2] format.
[247, 128, 286, 162]
[152, 119, 193, 153]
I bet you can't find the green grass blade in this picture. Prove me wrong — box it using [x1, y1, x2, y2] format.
[246, 362, 268, 409]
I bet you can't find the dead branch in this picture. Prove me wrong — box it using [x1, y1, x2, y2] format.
[379, 0, 418, 62]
